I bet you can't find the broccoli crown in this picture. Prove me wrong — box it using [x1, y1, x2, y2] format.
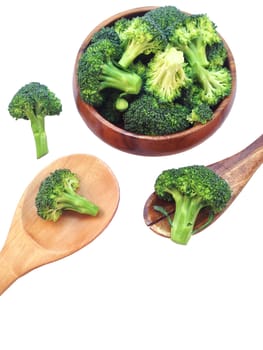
[169, 14, 221, 67]
[206, 40, 228, 68]
[123, 93, 191, 135]
[193, 65, 232, 105]
[35, 168, 99, 222]
[167, 13, 231, 106]
[155, 165, 231, 212]
[90, 26, 121, 46]
[144, 5, 188, 36]
[8, 82, 62, 120]
[145, 45, 192, 102]
[154, 165, 232, 244]
[77, 38, 142, 106]
[115, 15, 167, 68]
[187, 103, 213, 125]
[8, 82, 62, 159]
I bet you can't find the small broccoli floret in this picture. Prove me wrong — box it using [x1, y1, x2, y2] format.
[35, 168, 99, 222]
[77, 38, 142, 107]
[129, 60, 148, 81]
[169, 14, 232, 106]
[154, 165, 232, 245]
[145, 45, 192, 102]
[123, 93, 191, 135]
[206, 40, 228, 68]
[187, 103, 213, 125]
[144, 5, 188, 37]
[8, 82, 62, 159]
[114, 15, 167, 68]
[90, 26, 121, 46]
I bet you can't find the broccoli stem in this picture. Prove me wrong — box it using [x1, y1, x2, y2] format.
[171, 195, 204, 245]
[57, 192, 99, 216]
[28, 111, 48, 159]
[118, 40, 145, 68]
[190, 39, 209, 67]
[100, 61, 142, 94]
[33, 130, 48, 159]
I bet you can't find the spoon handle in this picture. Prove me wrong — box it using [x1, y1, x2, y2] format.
[0, 255, 18, 295]
[209, 134, 263, 201]
[0, 200, 59, 295]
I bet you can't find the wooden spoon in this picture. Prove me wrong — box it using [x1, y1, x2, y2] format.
[144, 134, 263, 239]
[0, 154, 120, 295]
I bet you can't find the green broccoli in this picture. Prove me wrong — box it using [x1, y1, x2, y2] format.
[154, 165, 232, 245]
[35, 168, 99, 222]
[123, 93, 191, 135]
[143, 5, 188, 36]
[169, 14, 232, 105]
[206, 41, 228, 68]
[114, 15, 167, 68]
[145, 45, 192, 102]
[8, 82, 62, 159]
[77, 38, 142, 108]
[90, 26, 121, 46]
[187, 103, 213, 125]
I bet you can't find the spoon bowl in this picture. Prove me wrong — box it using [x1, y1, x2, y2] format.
[0, 154, 120, 295]
[144, 134, 263, 239]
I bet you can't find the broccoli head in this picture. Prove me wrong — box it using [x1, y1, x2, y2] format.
[35, 168, 99, 222]
[114, 15, 167, 68]
[123, 93, 191, 135]
[145, 45, 192, 102]
[154, 165, 231, 244]
[144, 5, 188, 37]
[90, 26, 121, 46]
[206, 40, 228, 69]
[8, 82, 62, 159]
[77, 38, 142, 107]
[187, 103, 213, 125]
[169, 13, 232, 106]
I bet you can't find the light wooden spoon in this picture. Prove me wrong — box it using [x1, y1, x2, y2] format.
[0, 154, 120, 295]
[144, 134, 263, 239]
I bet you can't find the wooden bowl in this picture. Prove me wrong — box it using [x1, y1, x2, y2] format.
[73, 6, 237, 156]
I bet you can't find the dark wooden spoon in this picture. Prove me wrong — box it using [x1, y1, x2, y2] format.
[144, 134, 263, 238]
[0, 154, 120, 295]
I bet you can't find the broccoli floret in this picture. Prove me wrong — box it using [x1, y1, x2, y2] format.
[129, 60, 148, 81]
[169, 14, 232, 106]
[187, 103, 213, 125]
[114, 15, 167, 68]
[123, 93, 191, 135]
[8, 82, 62, 159]
[144, 5, 188, 37]
[193, 65, 232, 105]
[170, 14, 221, 67]
[35, 168, 99, 222]
[145, 45, 192, 102]
[77, 38, 142, 107]
[154, 165, 232, 245]
[90, 26, 121, 46]
[206, 40, 228, 68]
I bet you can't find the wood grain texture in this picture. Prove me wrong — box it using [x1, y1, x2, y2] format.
[144, 134, 263, 238]
[0, 154, 120, 295]
[72, 6, 237, 156]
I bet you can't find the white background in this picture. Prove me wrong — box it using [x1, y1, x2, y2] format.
[0, 0, 262, 349]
